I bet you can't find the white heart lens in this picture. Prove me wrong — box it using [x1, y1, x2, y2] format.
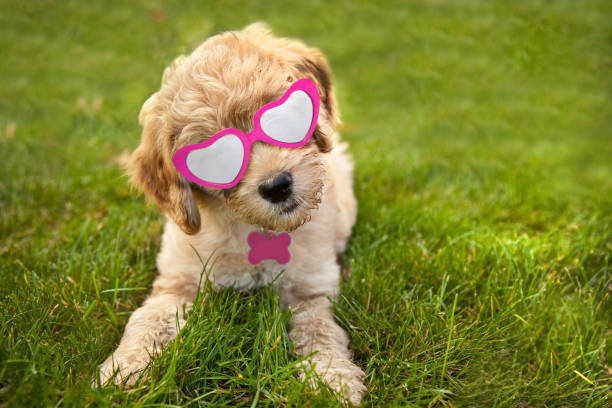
[185, 133, 244, 184]
[260, 90, 314, 143]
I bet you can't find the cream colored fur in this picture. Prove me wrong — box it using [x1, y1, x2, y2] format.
[97, 23, 366, 405]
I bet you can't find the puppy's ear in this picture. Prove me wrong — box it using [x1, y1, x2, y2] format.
[127, 93, 201, 235]
[297, 49, 337, 153]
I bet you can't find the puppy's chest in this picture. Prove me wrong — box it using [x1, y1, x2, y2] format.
[210, 230, 292, 291]
[214, 257, 287, 291]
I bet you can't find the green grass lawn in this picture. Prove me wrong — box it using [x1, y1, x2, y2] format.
[1, 0, 611, 406]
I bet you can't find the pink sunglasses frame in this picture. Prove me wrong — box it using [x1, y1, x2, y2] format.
[173, 78, 320, 189]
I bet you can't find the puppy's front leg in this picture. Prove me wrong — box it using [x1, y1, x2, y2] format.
[97, 278, 197, 386]
[285, 293, 366, 405]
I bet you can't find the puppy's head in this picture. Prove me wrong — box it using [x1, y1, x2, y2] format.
[127, 23, 338, 234]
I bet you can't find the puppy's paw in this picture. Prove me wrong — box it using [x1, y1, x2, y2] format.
[94, 351, 150, 387]
[302, 358, 367, 406]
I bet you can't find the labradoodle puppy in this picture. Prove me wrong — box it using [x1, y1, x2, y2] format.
[98, 23, 366, 404]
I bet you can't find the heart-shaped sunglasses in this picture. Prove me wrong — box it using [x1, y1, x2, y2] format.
[173, 78, 320, 189]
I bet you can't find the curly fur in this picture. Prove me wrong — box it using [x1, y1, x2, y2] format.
[98, 23, 365, 405]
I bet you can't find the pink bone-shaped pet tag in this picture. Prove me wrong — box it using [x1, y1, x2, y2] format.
[247, 231, 291, 265]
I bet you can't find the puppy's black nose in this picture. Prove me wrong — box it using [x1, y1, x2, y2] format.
[258, 171, 293, 203]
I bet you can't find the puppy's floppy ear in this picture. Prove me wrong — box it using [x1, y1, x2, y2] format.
[127, 93, 201, 235]
[297, 49, 337, 153]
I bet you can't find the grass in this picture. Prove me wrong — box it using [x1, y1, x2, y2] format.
[1, 0, 611, 406]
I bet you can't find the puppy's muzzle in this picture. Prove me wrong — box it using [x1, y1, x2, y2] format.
[258, 171, 293, 203]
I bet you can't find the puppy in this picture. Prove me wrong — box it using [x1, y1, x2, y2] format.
[98, 23, 366, 405]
